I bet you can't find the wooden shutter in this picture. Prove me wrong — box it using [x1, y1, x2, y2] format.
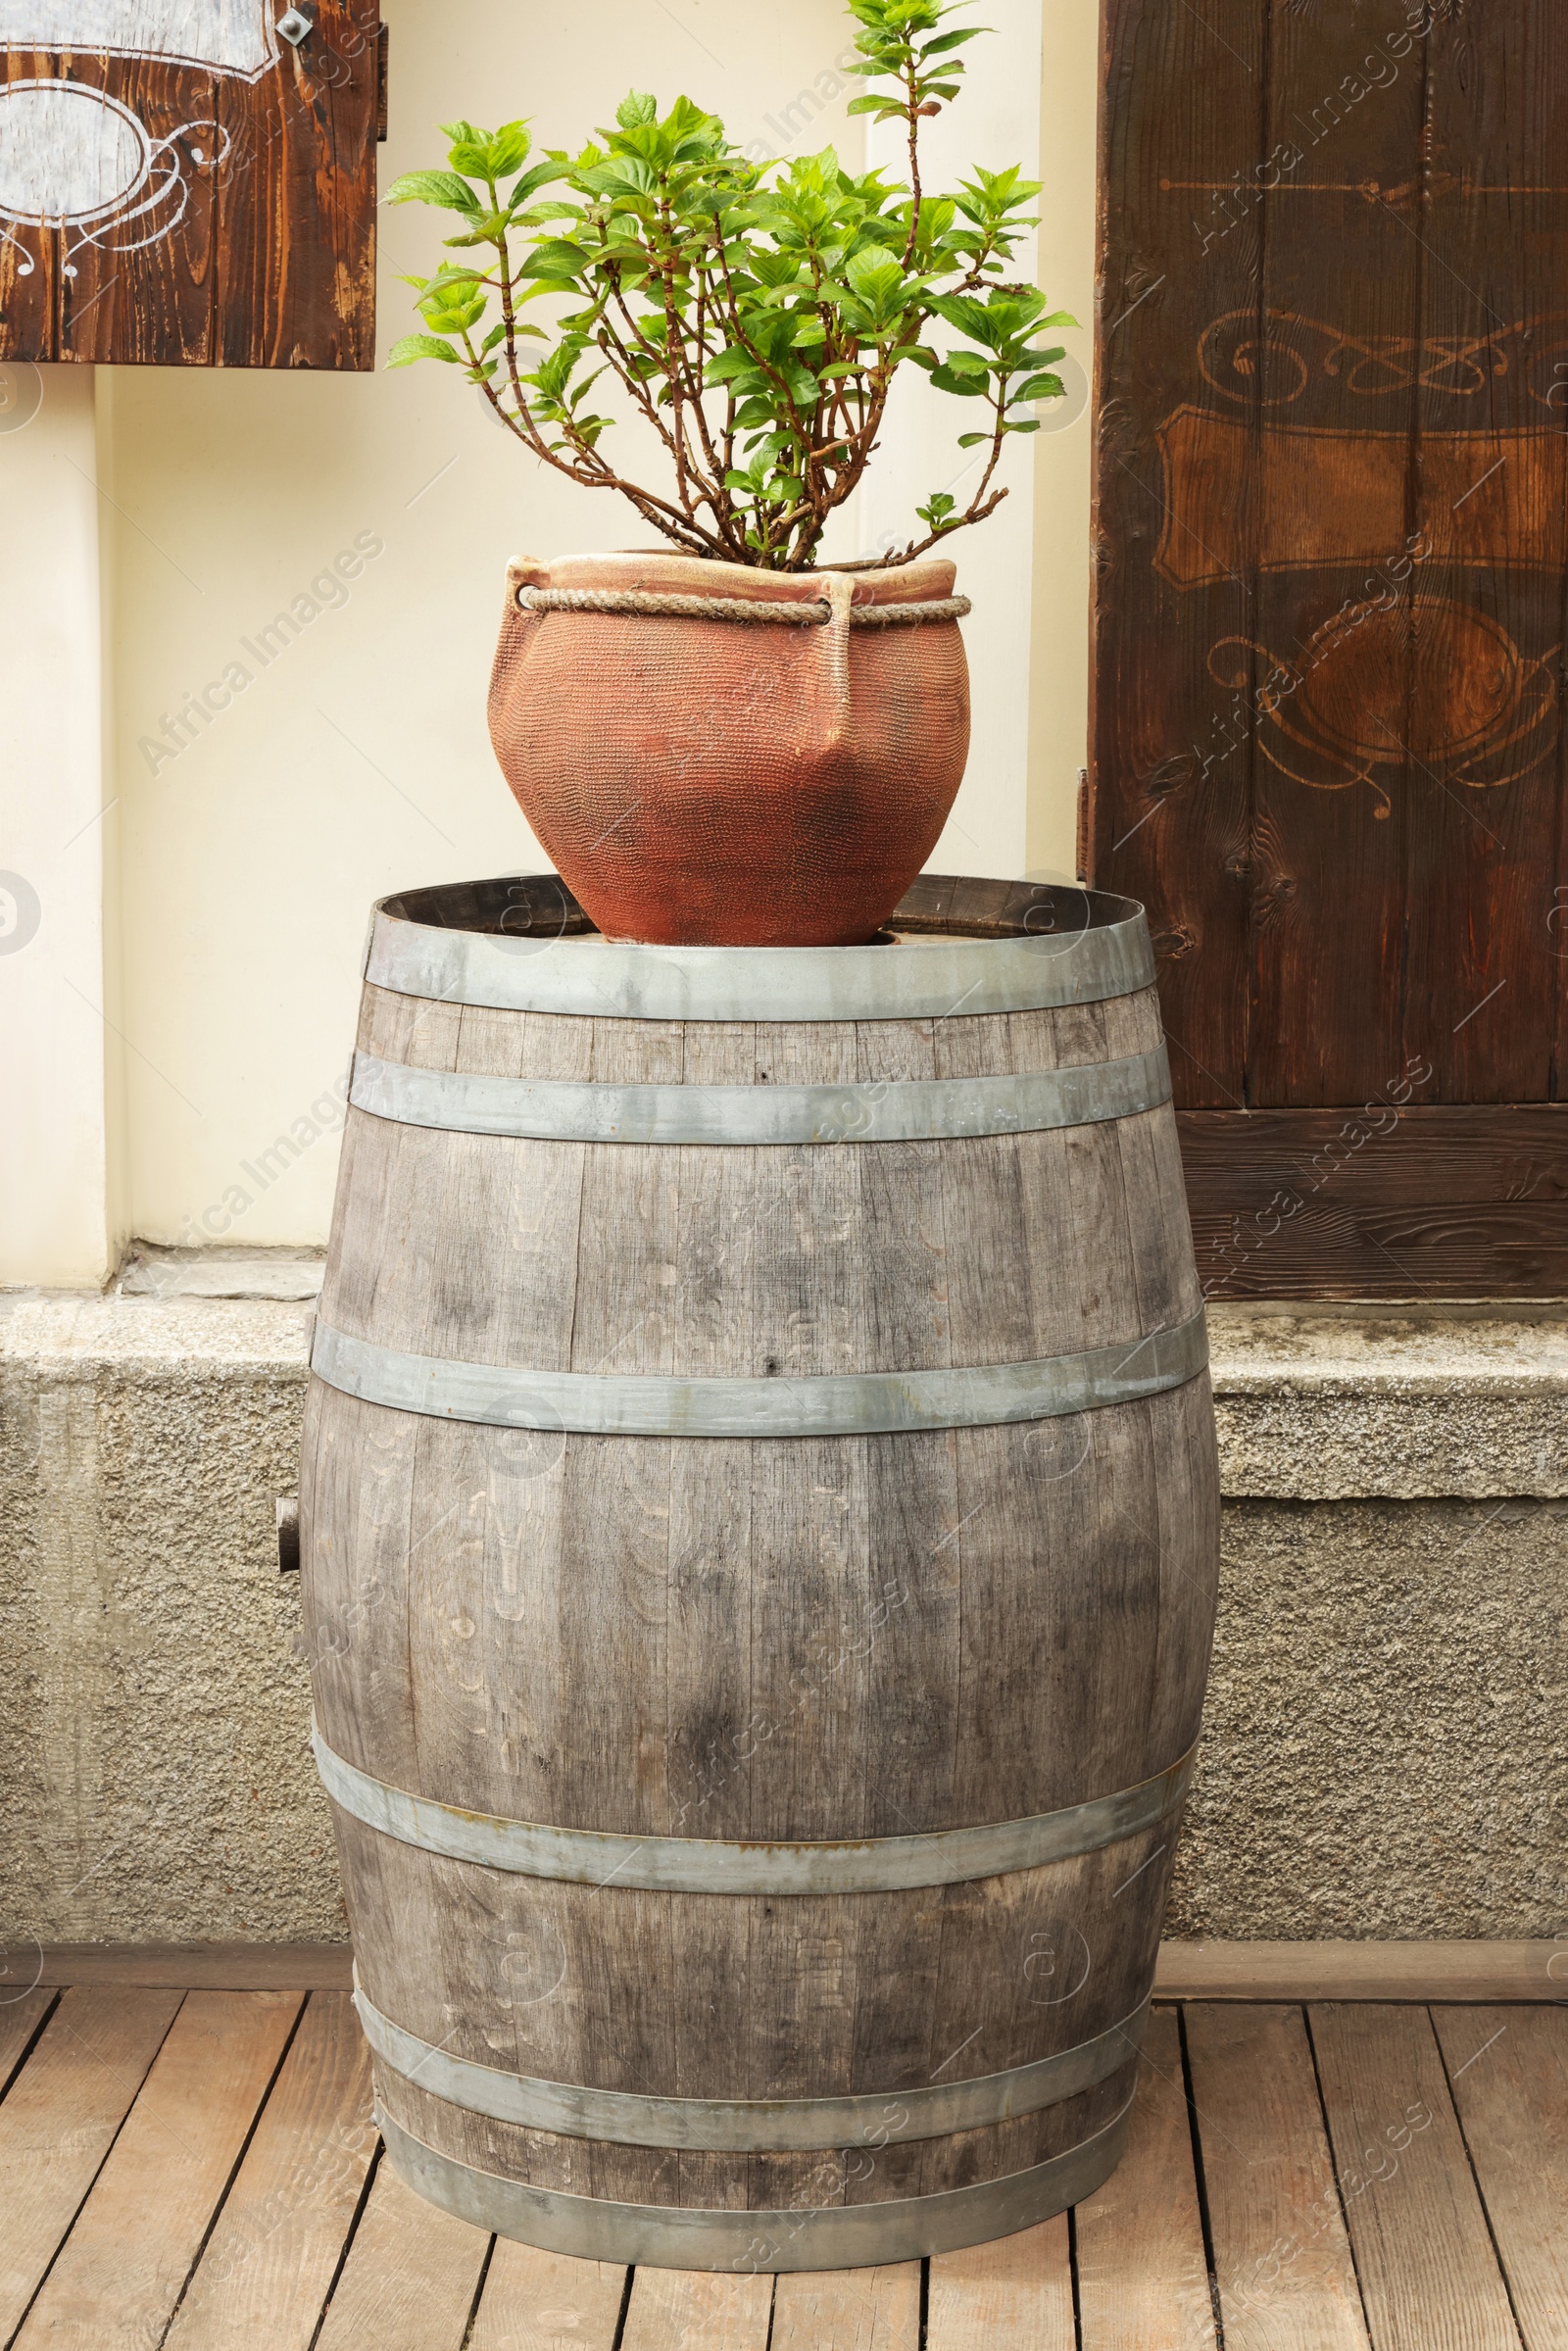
[1092, 0, 1568, 1297]
[0, 2, 380, 367]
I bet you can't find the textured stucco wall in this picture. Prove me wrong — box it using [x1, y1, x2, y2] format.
[1168, 1497, 1568, 1939]
[2, 1296, 1564, 1945]
[0, 1298, 340, 1946]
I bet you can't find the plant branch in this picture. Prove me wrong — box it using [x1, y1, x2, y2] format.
[902, 59, 923, 269]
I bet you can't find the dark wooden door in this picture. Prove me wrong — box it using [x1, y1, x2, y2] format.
[1092, 0, 1568, 1297]
[0, 3, 381, 367]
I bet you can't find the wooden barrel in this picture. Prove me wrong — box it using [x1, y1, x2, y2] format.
[301, 871, 1219, 2272]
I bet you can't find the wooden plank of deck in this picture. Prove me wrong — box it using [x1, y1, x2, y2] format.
[0, 1987, 53, 2089]
[163, 1990, 375, 2351]
[619, 2267, 775, 2350]
[313, 2158, 491, 2351]
[1185, 2002, 1371, 2349]
[4, 1943, 355, 1991]
[0, 1986, 183, 2343]
[771, 2262, 922, 2350]
[10, 1940, 1559, 2001]
[1309, 2003, 1522, 2351]
[928, 2218, 1075, 2347]
[11, 1989, 300, 2351]
[1073, 2006, 1218, 2351]
[1434, 2006, 1568, 2351]
[0, 1980, 1561, 2347]
[469, 2240, 628, 2349]
[1156, 1944, 1564, 2004]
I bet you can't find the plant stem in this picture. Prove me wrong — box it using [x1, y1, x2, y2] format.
[902, 54, 923, 268]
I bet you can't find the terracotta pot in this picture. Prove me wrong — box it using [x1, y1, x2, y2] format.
[486, 550, 970, 946]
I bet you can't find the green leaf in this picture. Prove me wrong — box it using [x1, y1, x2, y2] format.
[749, 251, 805, 289]
[916, 489, 957, 526]
[518, 240, 594, 280]
[505, 163, 570, 210]
[490, 122, 534, 176]
[844, 246, 904, 303]
[443, 119, 532, 180]
[662, 92, 724, 143]
[616, 90, 659, 128]
[928, 361, 990, 396]
[420, 306, 485, 333]
[413, 260, 488, 291]
[705, 347, 760, 386]
[566, 362, 610, 406]
[384, 170, 479, 213]
[387, 333, 462, 368]
[928, 291, 995, 344]
[414, 261, 487, 332]
[956, 429, 994, 446]
[576, 154, 659, 196]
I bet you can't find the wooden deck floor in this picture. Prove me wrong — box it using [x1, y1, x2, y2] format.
[0, 1988, 1562, 2348]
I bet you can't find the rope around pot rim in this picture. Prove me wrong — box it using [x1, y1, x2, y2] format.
[515, 585, 971, 628]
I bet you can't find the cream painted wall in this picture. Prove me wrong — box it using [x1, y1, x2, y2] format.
[0, 367, 122, 1289]
[1029, 0, 1099, 884]
[862, 0, 1045, 882]
[94, 0, 1096, 1254]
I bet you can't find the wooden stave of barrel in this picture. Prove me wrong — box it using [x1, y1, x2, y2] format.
[301, 872, 1220, 2271]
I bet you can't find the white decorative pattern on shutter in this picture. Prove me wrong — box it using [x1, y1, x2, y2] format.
[0, 2, 275, 80]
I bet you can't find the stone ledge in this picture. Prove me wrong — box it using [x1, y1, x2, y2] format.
[0, 1292, 313, 1375]
[119, 1243, 324, 1301]
[1208, 1303, 1568, 1498]
[5, 1292, 1564, 1500]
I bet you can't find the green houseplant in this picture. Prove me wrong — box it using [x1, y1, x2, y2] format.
[385, 0, 1076, 944]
